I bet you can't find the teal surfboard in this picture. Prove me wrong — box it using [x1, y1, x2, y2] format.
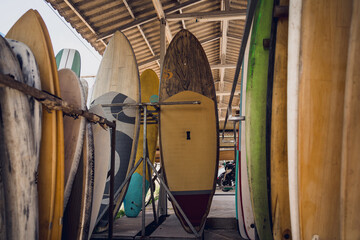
[245, 0, 274, 239]
[56, 48, 81, 77]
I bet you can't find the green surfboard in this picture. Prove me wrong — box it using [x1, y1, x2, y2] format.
[56, 48, 81, 77]
[245, 0, 274, 239]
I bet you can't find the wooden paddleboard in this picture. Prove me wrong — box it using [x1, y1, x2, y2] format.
[88, 105, 111, 238]
[287, 0, 302, 239]
[298, 0, 352, 239]
[56, 48, 81, 77]
[62, 122, 94, 240]
[58, 69, 86, 210]
[6, 9, 62, 239]
[90, 30, 140, 232]
[159, 29, 218, 233]
[245, 0, 274, 238]
[270, 1, 291, 239]
[340, 1, 360, 238]
[0, 35, 39, 240]
[124, 69, 159, 217]
[238, 22, 256, 240]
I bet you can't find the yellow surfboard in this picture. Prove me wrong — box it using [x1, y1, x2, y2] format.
[298, 0, 352, 239]
[124, 69, 159, 217]
[340, 1, 360, 239]
[7, 9, 64, 239]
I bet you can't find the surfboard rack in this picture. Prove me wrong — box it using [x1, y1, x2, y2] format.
[101, 101, 203, 239]
[0, 72, 203, 238]
[0, 73, 115, 128]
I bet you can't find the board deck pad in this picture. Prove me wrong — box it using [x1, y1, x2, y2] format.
[91, 92, 137, 231]
[159, 29, 218, 233]
[56, 48, 81, 77]
[124, 69, 159, 217]
[6, 9, 62, 239]
[0, 35, 39, 240]
[245, 0, 274, 239]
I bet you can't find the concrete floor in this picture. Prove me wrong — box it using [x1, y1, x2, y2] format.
[91, 188, 243, 239]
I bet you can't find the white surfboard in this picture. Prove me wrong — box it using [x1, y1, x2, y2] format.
[0, 36, 39, 239]
[88, 105, 111, 238]
[58, 68, 86, 209]
[239, 23, 256, 240]
[90, 30, 140, 232]
[6, 39, 42, 156]
[287, 0, 302, 239]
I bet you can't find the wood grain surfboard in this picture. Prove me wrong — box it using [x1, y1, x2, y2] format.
[6, 9, 63, 239]
[124, 69, 159, 217]
[90, 30, 140, 232]
[340, 1, 360, 238]
[58, 69, 86, 210]
[298, 0, 352, 239]
[270, 1, 291, 239]
[245, 0, 274, 239]
[159, 29, 219, 233]
[0, 35, 39, 240]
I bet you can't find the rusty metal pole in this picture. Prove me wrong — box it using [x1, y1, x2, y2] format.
[108, 120, 116, 240]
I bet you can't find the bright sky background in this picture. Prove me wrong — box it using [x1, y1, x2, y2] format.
[0, 0, 101, 89]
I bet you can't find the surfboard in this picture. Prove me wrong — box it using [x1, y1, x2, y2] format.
[340, 2, 360, 238]
[58, 68, 86, 209]
[88, 105, 111, 238]
[62, 122, 94, 240]
[159, 29, 218, 233]
[238, 21, 256, 240]
[270, 1, 291, 239]
[6, 9, 62, 239]
[287, 0, 302, 239]
[90, 30, 140, 232]
[0, 35, 39, 240]
[80, 79, 89, 105]
[235, 62, 249, 240]
[6, 39, 42, 156]
[56, 48, 81, 77]
[124, 69, 159, 217]
[298, 0, 351, 239]
[245, 0, 273, 238]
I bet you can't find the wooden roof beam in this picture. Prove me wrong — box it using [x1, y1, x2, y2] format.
[211, 63, 236, 69]
[63, 0, 107, 47]
[122, 0, 160, 67]
[97, 0, 203, 41]
[152, 0, 173, 43]
[216, 91, 240, 96]
[166, 9, 247, 22]
[219, 0, 230, 118]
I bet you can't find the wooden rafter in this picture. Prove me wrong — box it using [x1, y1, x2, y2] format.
[63, 0, 107, 47]
[122, 0, 160, 67]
